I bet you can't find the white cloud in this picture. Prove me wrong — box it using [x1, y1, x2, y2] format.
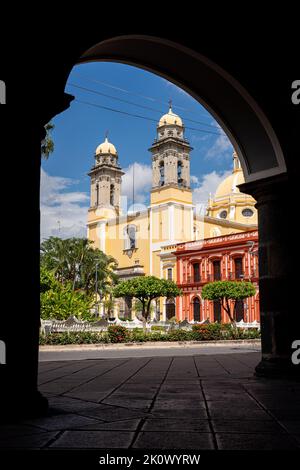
[192, 170, 232, 208]
[190, 175, 199, 184]
[121, 162, 152, 206]
[205, 129, 233, 160]
[40, 169, 89, 240]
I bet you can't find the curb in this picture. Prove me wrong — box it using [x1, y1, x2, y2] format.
[39, 339, 261, 352]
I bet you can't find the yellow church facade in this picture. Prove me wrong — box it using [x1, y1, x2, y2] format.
[87, 106, 257, 320]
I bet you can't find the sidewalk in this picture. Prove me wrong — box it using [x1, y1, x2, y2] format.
[39, 340, 261, 361]
[1, 351, 300, 450]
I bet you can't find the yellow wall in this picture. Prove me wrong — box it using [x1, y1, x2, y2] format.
[151, 186, 192, 205]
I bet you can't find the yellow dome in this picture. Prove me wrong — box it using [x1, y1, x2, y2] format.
[95, 137, 117, 156]
[215, 169, 245, 200]
[158, 106, 183, 127]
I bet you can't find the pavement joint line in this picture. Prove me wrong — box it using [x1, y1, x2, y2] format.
[193, 356, 218, 450]
[55, 358, 132, 396]
[97, 357, 154, 404]
[209, 355, 232, 375]
[129, 357, 174, 448]
[38, 358, 119, 386]
[41, 429, 64, 448]
[240, 384, 300, 448]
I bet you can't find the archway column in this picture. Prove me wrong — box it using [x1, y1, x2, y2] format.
[240, 174, 297, 377]
[0, 93, 74, 420]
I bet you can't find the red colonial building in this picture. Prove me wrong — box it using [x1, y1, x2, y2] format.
[174, 230, 259, 323]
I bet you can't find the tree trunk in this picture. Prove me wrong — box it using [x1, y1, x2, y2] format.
[222, 298, 235, 325]
[142, 302, 147, 333]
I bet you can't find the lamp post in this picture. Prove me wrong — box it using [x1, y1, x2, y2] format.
[95, 259, 101, 318]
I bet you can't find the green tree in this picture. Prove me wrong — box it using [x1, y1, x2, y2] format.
[40, 237, 118, 296]
[40, 281, 94, 321]
[113, 276, 182, 330]
[201, 280, 256, 324]
[41, 122, 55, 159]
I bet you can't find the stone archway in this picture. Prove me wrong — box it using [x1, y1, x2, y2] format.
[61, 36, 290, 378]
[1, 33, 294, 421]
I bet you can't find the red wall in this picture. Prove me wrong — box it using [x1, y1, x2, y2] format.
[174, 231, 259, 323]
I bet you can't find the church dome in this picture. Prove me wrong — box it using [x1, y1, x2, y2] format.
[215, 168, 245, 199]
[214, 152, 247, 200]
[95, 137, 117, 156]
[158, 105, 183, 127]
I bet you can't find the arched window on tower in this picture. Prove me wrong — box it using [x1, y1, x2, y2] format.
[159, 161, 165, 186]
[96, 183, 99, 206]
[110, 184, 115, 206]
[124, 225, 137, 250]
[177, 160, 183, 186]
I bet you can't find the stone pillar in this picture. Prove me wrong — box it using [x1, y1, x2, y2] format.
[0, 93, 74, 420]
[240, 174, 298, 378]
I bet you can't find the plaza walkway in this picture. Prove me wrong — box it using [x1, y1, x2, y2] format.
[1, 352, 300, 450]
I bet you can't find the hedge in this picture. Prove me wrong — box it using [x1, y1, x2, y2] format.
[40, 324, 260, 345]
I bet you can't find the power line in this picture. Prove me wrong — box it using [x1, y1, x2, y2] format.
[73, 99, 226, 137]
[72, 72, 212, 118]
[68, 82, 221, 130]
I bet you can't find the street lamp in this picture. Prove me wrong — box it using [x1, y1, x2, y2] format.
[95, 259, 102, 317]
[246, 240, 258, 256]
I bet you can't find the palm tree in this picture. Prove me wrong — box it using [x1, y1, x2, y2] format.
[40, 237, 118, 296]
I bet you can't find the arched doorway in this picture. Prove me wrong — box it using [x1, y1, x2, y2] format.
[235, 300, 245, 322]
[193, 297, 201, 322]
[2, 32, 292, 421]
[61, 36, 289, 378]
[213, 300, 222, 323]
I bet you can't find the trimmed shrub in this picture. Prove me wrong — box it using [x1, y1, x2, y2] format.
[191, 323, 223, 341]
[39, 324, 260, 345]
[166, 329, 190, 341]
[151, 325, 165, 331]
[39, 331, 107, 345]
[107, 325, 129, 343]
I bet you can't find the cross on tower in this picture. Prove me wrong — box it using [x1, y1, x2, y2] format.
[168, 99, 172, 111]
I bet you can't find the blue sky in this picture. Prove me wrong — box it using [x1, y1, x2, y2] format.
[41, 62, 234, 239]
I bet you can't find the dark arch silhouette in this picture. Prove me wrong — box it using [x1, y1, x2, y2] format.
[74, 35, 287, 184]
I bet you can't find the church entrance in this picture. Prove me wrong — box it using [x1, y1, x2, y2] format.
[193, 297, 201, 322]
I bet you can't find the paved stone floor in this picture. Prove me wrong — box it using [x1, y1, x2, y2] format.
[1, 352, 300, 450]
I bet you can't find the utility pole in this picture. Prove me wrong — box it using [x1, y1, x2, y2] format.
[95, 260, 99, 317]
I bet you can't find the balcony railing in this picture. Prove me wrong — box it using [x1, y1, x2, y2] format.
[181, 270, 258, 286]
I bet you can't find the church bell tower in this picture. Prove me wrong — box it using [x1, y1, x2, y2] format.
[149, 103, 193, 206]
[88, 134, 124, 221]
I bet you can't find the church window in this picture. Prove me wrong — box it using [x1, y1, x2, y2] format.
[167, 268, 173, 280]
[159, 161, 165, 186]
[110, 184, 114, 206]
[124, 225, 137, 250]
[177, 161, 183, 185]
[219, 210, 227, 219]
[96, 184, 99, 206]
[242, 208, 254, 217]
